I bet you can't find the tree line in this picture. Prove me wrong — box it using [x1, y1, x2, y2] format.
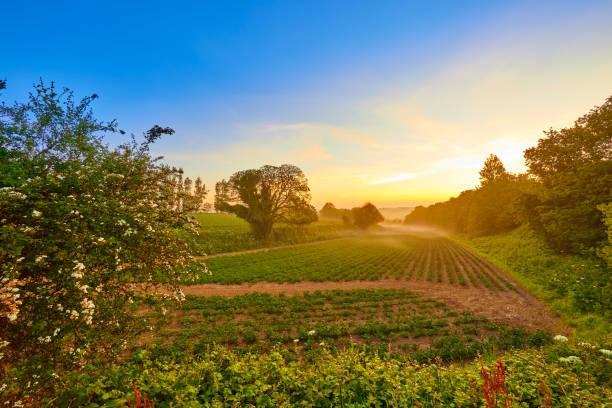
[405, 96, 612, 258]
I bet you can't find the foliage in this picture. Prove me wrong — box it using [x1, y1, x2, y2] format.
[351, 202, 384, 229]
[597, 202, 612, 267]
[405, 95, 612, 257]
[22, 344, 610, 407]
[479, 154, 509, 186]
[215, 164, 317, 240]
[0, 81, 206, 399]
[523, 96, 611, 179]
[319, 202, 351, 221]
[457, 226, 611, 337]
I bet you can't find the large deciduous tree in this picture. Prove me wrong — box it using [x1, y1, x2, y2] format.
[214, 164, 317, 239]
[0, 80, 207, 400]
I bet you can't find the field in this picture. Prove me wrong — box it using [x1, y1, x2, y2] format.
[137, 289, 550, 364]
[188, 235, 516, 291]
[185, 213, 356, 254]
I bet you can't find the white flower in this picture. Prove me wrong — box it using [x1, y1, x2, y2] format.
[600, 349, 612, 356]
[35, 255, 47, 264]
[558, 356, 582, 364]
[7, 313, 17, 321]
[553, 335, 568, 342]
[31, 210, 41, 218]
[53, 328, 60, 336]
[319, 342, 325, 347]
[73, 261, 85, 271]
[117, 219, 127, 226]
[71, 272, 83, 279]
[293, 339, 299, 343]
[97, 237, 105, 242]
[307, 330, 316, 336]
[16, 257, 25, 263]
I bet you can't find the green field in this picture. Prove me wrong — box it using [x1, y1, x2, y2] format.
[189, 235, 516, 290]
[138, 289, 549, 363]
[185, 213, 356, 254]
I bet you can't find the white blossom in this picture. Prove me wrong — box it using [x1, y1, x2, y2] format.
[553, 335, 568, 342]
[558, 356, 582, 364]
[32, 210, 42, 218]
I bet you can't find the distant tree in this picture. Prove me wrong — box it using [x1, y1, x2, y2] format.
[351, 202, 384, 229]
[479, 154, 508, 186]
[214, 164, 315, 239]
[319, 202, 339, 218]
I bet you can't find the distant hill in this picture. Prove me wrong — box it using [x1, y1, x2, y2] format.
[378, 207, 415, 221]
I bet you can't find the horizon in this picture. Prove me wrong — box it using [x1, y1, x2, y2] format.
[2, 1, 611, 208]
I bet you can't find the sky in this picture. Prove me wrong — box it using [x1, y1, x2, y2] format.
[2, 1, 612, 208]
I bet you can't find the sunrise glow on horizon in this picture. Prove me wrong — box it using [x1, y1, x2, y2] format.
[3, 1, 612, 209]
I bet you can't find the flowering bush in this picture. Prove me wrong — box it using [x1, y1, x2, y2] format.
[0, 81, 207, 401]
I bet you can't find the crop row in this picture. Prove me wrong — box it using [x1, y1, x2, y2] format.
[187, 235, 516, 290]
[136, 288, 549, 363]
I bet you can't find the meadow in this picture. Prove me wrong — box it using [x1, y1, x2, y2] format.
[183, 213, 356, 254]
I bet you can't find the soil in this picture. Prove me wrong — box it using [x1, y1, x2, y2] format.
[177, 278, 563, 333]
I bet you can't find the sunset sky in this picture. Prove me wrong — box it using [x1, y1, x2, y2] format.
[3, 1, 612, 208]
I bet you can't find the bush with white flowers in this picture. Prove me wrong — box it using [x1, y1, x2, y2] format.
[0, 81, 207, 399]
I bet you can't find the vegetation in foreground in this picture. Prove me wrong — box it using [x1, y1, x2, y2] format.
[38, 343, 612, 407]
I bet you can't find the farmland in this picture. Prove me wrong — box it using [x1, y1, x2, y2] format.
[188, 234, 516, 290]
[137, 288, 551, 363]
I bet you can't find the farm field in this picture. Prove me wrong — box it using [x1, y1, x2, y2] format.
[188, 234, 517, 290]
[185, 213, 356, 254]
[136, 288, 551, 364]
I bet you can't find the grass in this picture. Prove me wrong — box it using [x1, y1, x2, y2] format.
[455, 225, 612, 340]
[184, 213, 357, 254]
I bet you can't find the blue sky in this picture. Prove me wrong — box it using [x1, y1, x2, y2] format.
[3, 1, 612, 207]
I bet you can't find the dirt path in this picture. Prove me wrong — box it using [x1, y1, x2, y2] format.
[178, 279, 562, 332]
[194, 238, 348, 260]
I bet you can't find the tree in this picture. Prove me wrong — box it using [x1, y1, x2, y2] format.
[597, 203, 612, 267]
[521, 96, 612, 253]
[214, 164, 316, 239]
[351, 202, 384, 229]
[524, 96, 611, 180]
[479, 154, 508, 186]
[0, 80, 207, 399]
[319, 202, 339, 218]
